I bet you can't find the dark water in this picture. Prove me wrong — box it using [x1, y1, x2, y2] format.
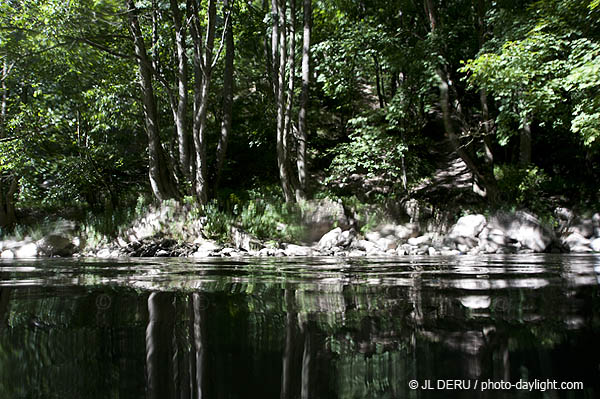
[0, 255, 599, 398]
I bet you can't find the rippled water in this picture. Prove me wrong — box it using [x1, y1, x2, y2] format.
[0, 254, 599, 398]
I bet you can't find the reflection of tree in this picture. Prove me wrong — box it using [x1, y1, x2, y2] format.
[145, 292, 175, 398]
[0, 288, 10, 331]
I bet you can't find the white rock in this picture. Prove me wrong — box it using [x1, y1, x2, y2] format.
[1, 250, 15, 259]
[563, 233, 591, 252]
[449, 214, 487, 240]
[459, 295, 491, 309]
[408, 235, 431, 246]
[15, 243, 38, 258]
[283, 244, 312, 256]
[96, 248, 112, 258]
[318, 227, 343, 249]
[428, 247, 437, 256]
[590, 238, 600, 252]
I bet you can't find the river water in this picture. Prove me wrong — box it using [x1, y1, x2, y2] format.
[0, 254, 598, 398]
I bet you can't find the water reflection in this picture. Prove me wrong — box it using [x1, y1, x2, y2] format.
[0, 255, 599, 398]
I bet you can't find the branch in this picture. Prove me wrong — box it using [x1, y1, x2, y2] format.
[210, 8, 231, 71]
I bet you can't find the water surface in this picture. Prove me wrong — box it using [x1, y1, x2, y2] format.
[0, 254, 599, 398]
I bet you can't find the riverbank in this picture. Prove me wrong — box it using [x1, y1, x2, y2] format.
[1, 199, 599, 259]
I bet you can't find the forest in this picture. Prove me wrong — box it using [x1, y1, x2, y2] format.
[0, 0, 599, 246]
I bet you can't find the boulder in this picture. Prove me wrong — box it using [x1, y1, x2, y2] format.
[302, 199, 350, 242]
[1, 250, 14, 259]
[283, 244, 312, 256]
[352, 239, 378, 253]
[407, 235, 431, 246]
[593, 213, 600, 238]
[15, 243, 38, 258]
[36, 234, 77, 257]
[448, 214, 486, 248]
[318, 227, 344, 249]
[488, 211, 553, 252]
[566, 219, 595, 239]
[562, 233, 592, 253]
[590, 237, 600, 252]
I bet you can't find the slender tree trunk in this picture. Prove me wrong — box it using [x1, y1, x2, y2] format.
[275, 0, 295, 202]
[270, 0, 280, 97]
[519, 115, 532, 166]
[373, 54, 384, 108]
[214, 0, 235, 191]
[283, 0, 296, 164]
[0, 60, 18, 229]
[280, 289, 296, 399]
[296, 0, 311, 200]
[127, 0, 179, 201]
[300, 322, 312, 399]
[169, 0, 192, 181]
[193, 293, 207, 398]
[191, 0, 217, 205]
[146, 292, 176, 399]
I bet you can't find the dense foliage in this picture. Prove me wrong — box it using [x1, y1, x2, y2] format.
[1, 0, 599, 232]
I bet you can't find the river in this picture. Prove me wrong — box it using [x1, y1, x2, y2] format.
[0, 254, 599, 398]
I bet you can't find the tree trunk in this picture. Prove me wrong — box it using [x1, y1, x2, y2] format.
[214, 0, 235, 192]
[270, 0, 280, 97]
[296, 0, 311, 200]
[169, 0, 192, 181]
[519, 115, 532, 166]
[439, 72, 498, 202]
[190, 0, 217, 205]
[127, 0, 179, 201]
[192, 293, 207, 398]
[373, 54, 385, 108]
[283, 0, 296, 167]
[275, 0, 295, 202]
[146, 292, 176, 399]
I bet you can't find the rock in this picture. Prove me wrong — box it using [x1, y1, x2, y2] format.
[488, 211, 553, 252]
[192, 249, 211, 258]
[459, 295, 491, 309]
[593, 213, 600, 237]
[283, 244, 312, 256]
[1, 250, 14, 259]
[562, 233, 592, 253]
[15, 243, 38, 258]
[258, 248, 276, 256]
[36, 234, 76, 257]
[428, 247, 437, 256]
[566, 219, 595, 239]
[96, 248, 112, 258]
[590, 238, 600, 252]
[448, 214, 486, 248]
[554, 207, 574, 221]
[220, 247, 238, 256]
[302, 199, 350, 242]
[408, 235, 431, 246]
[155, 249, 169, 257]
[457, 244, 469, 253]
[352, 239, 377, 252]
[317, 227, 344, 249]
[231, 226, 260, 251]
[347, 250, 366, 257]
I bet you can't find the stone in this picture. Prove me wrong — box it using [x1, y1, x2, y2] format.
[593, 213, 600, 238]
[562, 233, 592, 253]
[15, 243, 38, 258]
[302, 199, 350, 242]
[231, 227, 252, 251]
[352, 239, 377, 252]
[1, 250, 14, 259]
[488, 211, 553, 252]
[449, 214, 487, 238]
[554, 207, 574, 221]
[317, 227, 343, 249]
[155, 249, 169, 257]
[220, 247, 237, 256]
[428, 247, 437, 256]
[36, 234, 76, 257]
[96, 248, 112, 258]
[567, 219, 595, 239]
[283, 244, 312, 256]
[192, 249, 211, 258]
[408, 235, 431, 246]
[590, 238, 600, 252]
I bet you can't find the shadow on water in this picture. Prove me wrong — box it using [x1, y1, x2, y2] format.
[0, 254, 599, 398]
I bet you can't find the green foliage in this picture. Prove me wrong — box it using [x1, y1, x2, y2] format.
[495, 164, 550, 211]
